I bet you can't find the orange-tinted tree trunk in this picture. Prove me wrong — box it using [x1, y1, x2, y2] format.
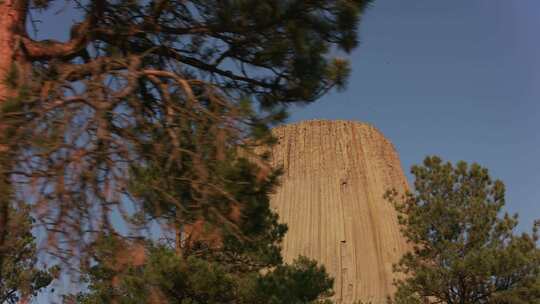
[0, 0, 27, 101]
[0, 0, 27, 267]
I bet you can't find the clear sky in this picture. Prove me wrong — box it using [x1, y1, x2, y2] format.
[32, 0, 539, 301]
[289, 0, 540, 231]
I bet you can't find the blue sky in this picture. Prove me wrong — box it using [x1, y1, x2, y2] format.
[289, 0, 540, 231]
[33, 0, 539, 301]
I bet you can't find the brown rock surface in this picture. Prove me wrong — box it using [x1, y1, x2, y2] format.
[268, 120, 409, 304]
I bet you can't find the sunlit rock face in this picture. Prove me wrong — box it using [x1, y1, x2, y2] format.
[269, 120, 409, 304]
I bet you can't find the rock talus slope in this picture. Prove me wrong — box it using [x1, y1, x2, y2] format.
[269, 120, 409, 304]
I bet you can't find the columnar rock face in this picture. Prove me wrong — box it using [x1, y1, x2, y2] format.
[269, 120, 409, 304]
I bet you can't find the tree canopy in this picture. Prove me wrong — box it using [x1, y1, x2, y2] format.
[0, 0, 373, 262]
[387, 156, 540, 304]
[0, 205, 57, 304]
[73, 154, 333, 303]
[0, 0, 373, 302]
[74, 239, 333, 304]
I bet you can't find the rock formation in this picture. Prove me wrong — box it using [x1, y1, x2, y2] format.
[268, 120, 409, 304]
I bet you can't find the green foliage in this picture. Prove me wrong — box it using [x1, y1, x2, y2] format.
[77, 239, 333, 304]
[386, 156, 540, 304]
[83, 113, 332, 303]
[218, 158, 287, 266]
[249, 256, 334, 304]
[0, 205, 57, 304]
[7, 0, 374, 264]
[72, 0, 375, 106]
[79, 119, 333, 303]
[3, 0, 373, 301]
[129, 145, 287, 264]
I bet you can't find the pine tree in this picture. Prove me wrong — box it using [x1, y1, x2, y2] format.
[0, 1, 373, 300]
[73, 154, 335, 303]
[0, 0, 372, 263]
[74, 238, 334, 304]
[0, 204, 57, 304]
[386, 156, 540, 304]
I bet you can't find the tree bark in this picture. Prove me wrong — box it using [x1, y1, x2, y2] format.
[0, 0, 27, 102]
[0, 0, 28, 271]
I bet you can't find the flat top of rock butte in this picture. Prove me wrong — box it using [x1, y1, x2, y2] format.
[274, 119, 374, 130]
[268, 119, 408, 304]
[272, 119, 400, 156]
[274, 119, 372, 127]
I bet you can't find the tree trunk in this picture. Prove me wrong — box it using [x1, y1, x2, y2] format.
[0, 0, 27, 101]
[0, 0, 27, 271]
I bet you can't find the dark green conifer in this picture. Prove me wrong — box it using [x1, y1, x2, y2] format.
[387, 156, 540, 304]
[0, 205, 57, 304]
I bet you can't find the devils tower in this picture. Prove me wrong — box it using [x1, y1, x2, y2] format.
[268, 120, 409, 304]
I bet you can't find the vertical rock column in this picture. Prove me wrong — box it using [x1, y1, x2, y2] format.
[269, 120, 409, 304]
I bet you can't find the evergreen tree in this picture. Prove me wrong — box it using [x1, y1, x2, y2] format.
[0, 1, 372, 300]
[0, 205, 57, 304]
[386, 156, 540, 304]
[0, 0, 373, 264]
[74, 133, 335, 303]
[75, 239, 333, 304]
